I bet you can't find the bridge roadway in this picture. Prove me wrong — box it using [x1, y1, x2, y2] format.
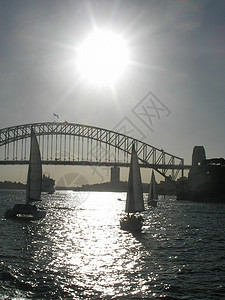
[0, 160, 191, 169]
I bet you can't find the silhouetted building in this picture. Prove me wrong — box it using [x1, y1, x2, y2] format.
[111, 166, 120, 186]
[158, 175, 176, 195]
[177, 146, 225, 202]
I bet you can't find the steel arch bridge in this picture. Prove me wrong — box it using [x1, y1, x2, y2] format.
[0, 122, 189, 180]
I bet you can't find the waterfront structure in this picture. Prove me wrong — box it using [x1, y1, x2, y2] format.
[177, 146, 225, 202]
[111, 166, 120, 186]
[188, 146, 207, 190]
[0, 122, 188, 181]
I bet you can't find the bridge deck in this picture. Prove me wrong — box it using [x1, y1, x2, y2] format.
[0, 160, 191, 169]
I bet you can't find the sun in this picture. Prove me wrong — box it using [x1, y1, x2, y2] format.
[76, 29, 129, 86]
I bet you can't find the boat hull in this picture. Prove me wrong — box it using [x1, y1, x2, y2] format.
[120, 215, 143, 232]
[5, 204, 46, 220]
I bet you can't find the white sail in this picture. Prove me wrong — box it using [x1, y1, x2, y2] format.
[26, 129, 42, 204]
[125, 145, 144, 213]
[148, 170, 158, 202]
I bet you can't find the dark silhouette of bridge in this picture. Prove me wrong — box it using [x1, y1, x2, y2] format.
[0, 122, 191, 180]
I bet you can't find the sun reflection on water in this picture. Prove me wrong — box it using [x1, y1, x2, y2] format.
[2, 191, 224, 298]
[39, 191, 153, 297]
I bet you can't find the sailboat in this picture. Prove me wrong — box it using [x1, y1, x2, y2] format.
[148, 170, 158, 207]
[5, 129, 46, 220]
[120, 144, 145, 232]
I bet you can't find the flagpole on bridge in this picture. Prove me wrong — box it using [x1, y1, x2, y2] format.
[53, 113, 59, 122]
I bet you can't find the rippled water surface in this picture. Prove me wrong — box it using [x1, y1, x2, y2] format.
[0, 190, 225, 299]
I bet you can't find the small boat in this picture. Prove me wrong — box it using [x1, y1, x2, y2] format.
[117, 198, 125, 201]
[5, 129, 46, 220]
[148, 170, 158, 207]
[42, 174, 55, 193]
[48, 186, 55, 194]
[120, 144, 145, 232]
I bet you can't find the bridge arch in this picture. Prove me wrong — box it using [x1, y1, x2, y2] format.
[0, 122, 186, 180]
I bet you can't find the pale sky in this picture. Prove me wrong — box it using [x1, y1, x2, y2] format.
[0, 0, 224, 185]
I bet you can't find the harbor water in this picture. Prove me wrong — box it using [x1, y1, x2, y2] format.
[0, 190, 225, 299]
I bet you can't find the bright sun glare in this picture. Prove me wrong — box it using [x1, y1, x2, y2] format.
[76, 30, 129, 86]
